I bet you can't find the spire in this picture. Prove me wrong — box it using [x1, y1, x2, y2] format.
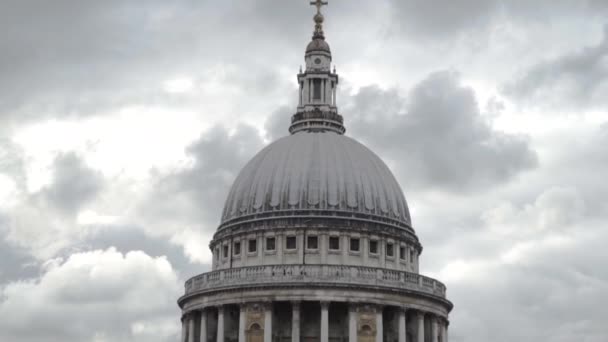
[289, 0, 343, 135]
[310, 0, 328, 39]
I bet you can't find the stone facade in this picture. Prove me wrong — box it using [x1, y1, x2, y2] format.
[178, 3, 453, 342]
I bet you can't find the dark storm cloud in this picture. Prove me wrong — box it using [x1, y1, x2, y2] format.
[138, 124, 264, 233]
[504, 25, 608, 111]
[40, 153, 104, 215]
[343, 71, 537, 191]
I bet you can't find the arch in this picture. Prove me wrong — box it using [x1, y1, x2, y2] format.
[248, 323, 262, 331]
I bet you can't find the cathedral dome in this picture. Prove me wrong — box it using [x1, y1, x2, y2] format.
[220, 131, 412, 230]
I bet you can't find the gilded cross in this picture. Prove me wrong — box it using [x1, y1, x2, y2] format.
[310, 0, 328, 14]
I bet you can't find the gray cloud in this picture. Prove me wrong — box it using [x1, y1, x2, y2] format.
[430, 186, 608, 342]
[388, 0, 608, 40]
[137, 124, 264, 235]
[77, 225, 206, 281]
[504, 25, 608, 110]
[343, 71, 537, 191]
[0, 247, 181, 342]
[39, 153, 104, 215]
[0, 222, 40, 284]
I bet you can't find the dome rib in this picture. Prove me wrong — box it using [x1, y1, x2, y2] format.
[220, 131, 412, 229]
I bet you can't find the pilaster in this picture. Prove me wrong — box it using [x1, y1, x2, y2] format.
[200, 310, 208, 342]
[217, 306, 225, 342]
[292, 301, 301, 342]
[375, 305, 383, 342]
[321, 301, 330, 342]
[264, 302, 273, 342]
[416, 312, 424, 342]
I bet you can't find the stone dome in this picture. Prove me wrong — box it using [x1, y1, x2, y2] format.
[220, 130, 412, 230]
[306, 38, 331, 55]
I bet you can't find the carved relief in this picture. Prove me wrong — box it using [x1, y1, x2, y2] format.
[246, 304, 265, 342]
[357, 305, 376, 342]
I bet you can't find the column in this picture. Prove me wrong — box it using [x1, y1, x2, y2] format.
[375, 306, 383, 342]
[443, 320, 448, 342]
[217, 306, 225, 342]
[332, 83, 337, 106]
[321, 301, 329, 342]
[264, 303, 273, 342]
[239, 305, 246, 342]
[181, 317, 187, 342]
[348, 304, 357, 342]
[398, 308, 407, 342]
[189, 314, 196, 342]
[416, 312, 424, 342]
[432, 317, 439, 342]
[200, 310, 208, 342]
[292, 302, 301, 342]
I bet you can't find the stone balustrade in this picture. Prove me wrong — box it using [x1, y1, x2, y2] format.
[185, 264, 446, 298]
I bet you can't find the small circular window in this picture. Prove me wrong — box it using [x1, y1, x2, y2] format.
[314, 58, 322, 64]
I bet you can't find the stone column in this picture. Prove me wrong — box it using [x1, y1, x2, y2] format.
[444, 320, 448, 342]
[348, 304, 357, 342]
[292, 301, 301, 342]
[375, 306, 383, 342]
[181, 317, 187, 342]
[321, 301, 329, 342]
[239, 305, 246, 342]
[332, 83, 337, 106]
[264, 303, 273, 342]
[200, 310, 208, 342]
[398, 308, 407, 342]
[217, 306, 225, 342]
[432, 317, 439, 342]
[189, 314, 196, 342]
[416, 312, 424, 342]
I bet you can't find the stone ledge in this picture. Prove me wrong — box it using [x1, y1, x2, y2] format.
[184, 264, 447, 299]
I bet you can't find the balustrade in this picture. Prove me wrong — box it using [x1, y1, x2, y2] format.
[184, 264, 446, 298]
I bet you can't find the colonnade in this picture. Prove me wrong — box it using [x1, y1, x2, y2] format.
[181, 301, 448, 342]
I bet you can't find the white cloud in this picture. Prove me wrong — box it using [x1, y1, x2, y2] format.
[0, 248, 181, 342]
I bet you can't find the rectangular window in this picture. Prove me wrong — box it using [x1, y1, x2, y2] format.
[313, 79, 322, 100]
[307, 235, 318, 249]
[266, 237, 276, 251]
[329, 236, 340, 250]
[215, 248, 220, 261]
[410, 249, 415, 262]
[350, 238, 360, 252]
[234, 242, 241, 256]
[386, 243, 394, 257]
[223, 245, 229, 258]
[369, 240, 378, 254]
[248, 239, 257, 253]
[400, 246, 406, 260]
[286, 236, 297, 250]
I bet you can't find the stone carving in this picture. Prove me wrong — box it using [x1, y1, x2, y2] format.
[357, 305, 376, 342]
[246, 303, 265, 342]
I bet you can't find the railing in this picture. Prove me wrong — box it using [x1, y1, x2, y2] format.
[184, 265, 446, 298]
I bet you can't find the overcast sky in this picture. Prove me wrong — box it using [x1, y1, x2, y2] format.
[0, 1, 607, 341]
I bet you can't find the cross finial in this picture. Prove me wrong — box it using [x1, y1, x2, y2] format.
[310, 0, 328, 14]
